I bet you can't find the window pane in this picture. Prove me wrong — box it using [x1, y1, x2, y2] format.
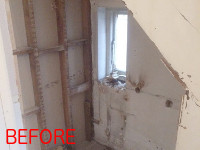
[114, 14, 128, 72]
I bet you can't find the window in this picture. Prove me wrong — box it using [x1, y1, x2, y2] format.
[113, 13, 128, 72]
[98, 8, 128, 80]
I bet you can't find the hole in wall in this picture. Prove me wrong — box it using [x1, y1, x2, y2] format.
[165, 100, 173, 108]
[135, 87, 140, 93]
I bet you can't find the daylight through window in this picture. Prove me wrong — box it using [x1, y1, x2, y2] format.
[113, 14, 128, 72]
[97, 8, 128, 80]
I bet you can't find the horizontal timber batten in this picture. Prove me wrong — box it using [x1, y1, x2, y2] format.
[70, 82, 90, 96]
[13, 39, 88, 55]
[13, 47, 33, 55]
[92, 118, 100, 125]
[22, 106, 40, 117]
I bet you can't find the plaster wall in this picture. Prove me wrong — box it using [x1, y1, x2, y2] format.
[176, 90, 200, 150]
[122, 0, 200, 103]
[117, 0, 200, 149]
[0, 0, 24, 149]
[91, 0, 185, 149]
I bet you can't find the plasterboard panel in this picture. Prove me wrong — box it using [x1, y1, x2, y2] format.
[39, 53, 65, 148]
[8, 0, 27, 47]
[68, 46, 85, 86]
[71, 93, 86, 143]
[24, 114, 41, 150]
[32, 0, 65, 148]
[33, 0, 58, 49]
[17, 55, 36, 110]
[66, 0, 83, 40]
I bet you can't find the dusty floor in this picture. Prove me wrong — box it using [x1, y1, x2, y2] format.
[75, 141, 108, 150]
[53, 141, 108, 150]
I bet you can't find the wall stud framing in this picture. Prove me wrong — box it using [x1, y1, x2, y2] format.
[13, 39, 87, 55]
[22, 0, 48, 149]
[82, 0, 93, 141]
[55, 0, 74, 142]
[19, 0, 93, 147]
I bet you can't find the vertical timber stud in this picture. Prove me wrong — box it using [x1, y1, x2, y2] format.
[22, 0, 48, 149]
[82, 0, 93, 141]
[55, 0, 74, 142]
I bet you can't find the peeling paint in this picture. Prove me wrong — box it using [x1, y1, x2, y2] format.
[179, 125, 187, 130]
[161, 57, 187, 88]
[185, 90, 190, 100]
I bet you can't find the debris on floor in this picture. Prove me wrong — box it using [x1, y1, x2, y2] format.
[54, 144, 72, 150]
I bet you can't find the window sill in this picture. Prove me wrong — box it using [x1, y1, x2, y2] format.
[99, 76, 126, 91]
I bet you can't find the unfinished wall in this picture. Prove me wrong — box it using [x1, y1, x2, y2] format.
[91, 0, 185, 149]
[66, 0, 87, 143]
[34, 0, 66, 148]
[7, 0, 89, 149]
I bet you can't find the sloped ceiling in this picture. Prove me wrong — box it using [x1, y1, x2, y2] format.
[123, 0, 200, 100]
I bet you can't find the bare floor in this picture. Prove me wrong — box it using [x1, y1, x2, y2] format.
[54, 141, 108, 150]
[75, 141, 108, 150]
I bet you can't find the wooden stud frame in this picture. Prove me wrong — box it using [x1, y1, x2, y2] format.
[82, 0, 94, 141]
[54, 0, 73, 134]
[22, 0, 48, 149]
[13, 39, 88, 55]
[18, 0, 93, 149]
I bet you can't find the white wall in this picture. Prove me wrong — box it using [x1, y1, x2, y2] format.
[0, 95, 10, 150]
[0, 0, 24, 149]
[91, 0, 185, 149]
